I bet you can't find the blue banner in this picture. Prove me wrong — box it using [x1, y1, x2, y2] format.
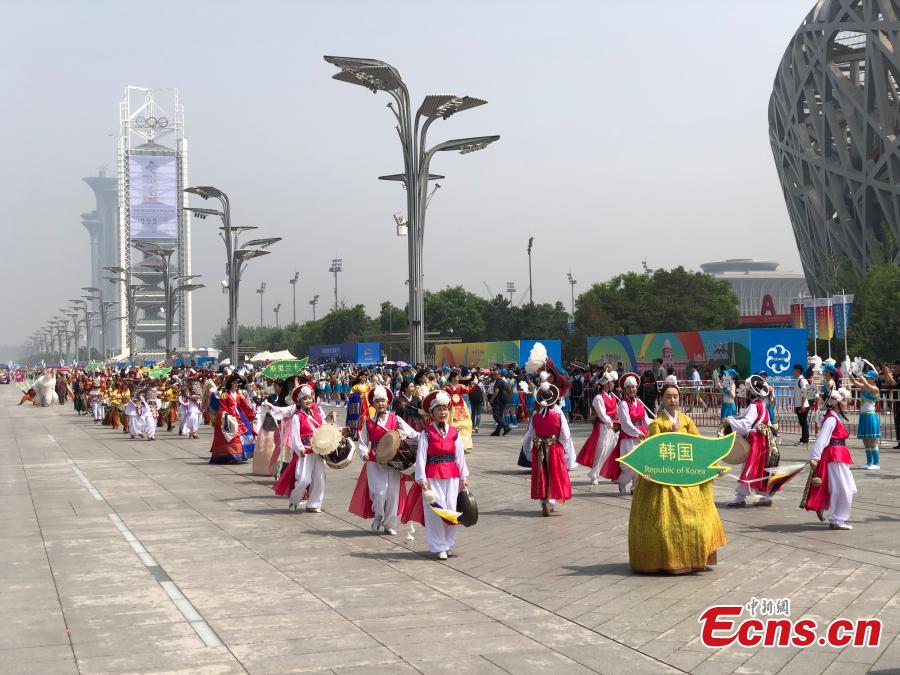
[803, 300, 817, 340]
[309, 342, 382, 365]
[832, 294, 853, 340]
[518, 339, 562, 368]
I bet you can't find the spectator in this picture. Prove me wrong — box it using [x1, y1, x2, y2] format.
[489, 370, 512, 436]
[792, 364, 810, 446]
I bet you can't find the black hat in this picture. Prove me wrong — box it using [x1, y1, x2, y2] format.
[457, 489, 478, 527]
[224, 373, 245, 390]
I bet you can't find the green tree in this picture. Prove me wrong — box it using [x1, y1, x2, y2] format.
[842, 262, 900, 364]
[573, 267, 740, 358]
[378, 301, 407, 333]
[424, 286, 487, 342]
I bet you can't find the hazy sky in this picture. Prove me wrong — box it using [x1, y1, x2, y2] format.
[0, 0, 814, 351]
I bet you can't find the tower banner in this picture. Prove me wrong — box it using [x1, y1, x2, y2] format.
[831, 294, 854, 340]
[790, 297, 805, 328]
[815, 297, 834, 340]
[803, 299, 817, 340]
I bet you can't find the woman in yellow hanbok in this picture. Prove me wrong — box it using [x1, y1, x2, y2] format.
[444, 370, 474, 452]
[628, 383, 726, 574]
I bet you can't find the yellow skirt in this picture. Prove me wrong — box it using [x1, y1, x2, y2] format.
[450, 404, 473, 450]
[628, 479, 726, 573]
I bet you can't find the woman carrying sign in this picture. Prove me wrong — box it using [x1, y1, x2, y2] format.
[629, 383, 726, 574]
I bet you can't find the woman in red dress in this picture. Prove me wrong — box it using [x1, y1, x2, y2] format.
[444, 369, 474, 452]
[209, 374, 256, 465]
[521, 382, 573, 516]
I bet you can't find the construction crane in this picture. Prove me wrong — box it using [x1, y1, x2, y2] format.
[482, 281, 495, 298]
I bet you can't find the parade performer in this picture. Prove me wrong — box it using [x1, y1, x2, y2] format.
[270, 383, 335, 511]
[628, 383, 726, 573]
[161, 381, 180, 432]
[725, 374, 778, 507]
[720, 369, 737, 421]
[201, 376, 218, 426]
[803, 388, 856, 530]
[179, 386, 203, 439]
[600, 373, 649, 495]
[522, 381, 573, 515]
[125, 391, 143, 438]
[576, 370, 619, 485]
[108, 386, 122, 430]
[393, 379, 425, 432]
[89, 379, 104, 423]
[849, 369, 881, 470]
[349, 386, 417, 535]
[141, 387, 161, 441]
[209, 374, 256, 463]
[444, 369, 474, 452]
[402, 391, 469, 560]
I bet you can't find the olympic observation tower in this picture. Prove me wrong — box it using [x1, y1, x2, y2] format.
[116, 87, 193, 361]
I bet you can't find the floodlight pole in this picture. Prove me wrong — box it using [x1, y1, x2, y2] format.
[527, 237, 534, 306]
[290, 272, 299, 324]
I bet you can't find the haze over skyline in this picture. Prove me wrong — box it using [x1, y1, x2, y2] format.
[0, 0, 814, 356]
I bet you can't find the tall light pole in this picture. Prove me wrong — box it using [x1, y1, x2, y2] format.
[329, 258, 342, 312]
[506, 282, 516, 305]
[135, 242, 203, 366]
[185, 186, 280, 365]
[289, 272, 299, 324]
[105, 266, 143, 361]
[273, 303, 282, 328]
[527, 237, 534, 306]
[256, 282, 267, 327]
[310, 294, 320, 321]
[71, 299, 92, 361]
[567, 272, 577, 317]
[63, 311, 80, 363]
[81, 286, 106, 360]
[325, 56, 499, 364]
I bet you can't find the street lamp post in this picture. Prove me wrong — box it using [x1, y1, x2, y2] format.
[310, 294, 320, 321]
[134, 242, 202, 366]
[104, 266, 142, 361]
[184, 186, 280, 365]
[329, 258, 342, 312]
[324, 56, 499, 364]
[81, 287, 108, 360]
[289, 272, 299, 324]
[567, 272, 577, 317]
[274, 303, 281, 328]
[256, 282, 267, 327]
[506, 282, 516, 305]
[527, 237, 534, 306]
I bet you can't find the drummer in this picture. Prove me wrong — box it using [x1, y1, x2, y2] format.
[355, 386, 419, 535]
[269, 382, 336, 512]
[415, 391, 469, 560]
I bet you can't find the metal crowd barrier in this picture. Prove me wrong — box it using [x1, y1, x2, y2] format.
[568, 379, 897, 443]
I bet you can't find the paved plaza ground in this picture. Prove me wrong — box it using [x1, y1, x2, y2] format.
[3, 385, 900, 674]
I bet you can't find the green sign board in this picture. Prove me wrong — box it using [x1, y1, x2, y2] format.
[87, 361, 104, 371]
[261, 357, 309, 380]
[617, 432, 733, 486]
[148, 367, 172, 379]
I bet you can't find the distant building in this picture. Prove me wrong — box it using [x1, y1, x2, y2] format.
[82, 169, 121, 352]
[700, 259, 809, 327]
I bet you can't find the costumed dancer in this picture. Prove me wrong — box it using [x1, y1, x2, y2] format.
[403, 391, 469, 560]
[720, 369, 737, 422]
[522, 381, 573, 515]
[270, 383, 335, 511]
[575, 370, 619, 485]
[629, 383, 726, 573]
[444, 370, 474, 453]
[349, 386, 417, 534]
[125, 391, 143, 438]
[179, 386, 203, 439]
[162, 381, 180, 431]
[849, 369, 881, 470]
[599, 372, 649, 495]
[142, 387, 161, 441]
[209, 374, 256, 464]
[725, 374, 778, 507]
[803, 387, 856, 529]
[89, 379, 104, 423]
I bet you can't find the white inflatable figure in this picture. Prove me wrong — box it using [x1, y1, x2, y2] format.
[33, 373, 59, 407]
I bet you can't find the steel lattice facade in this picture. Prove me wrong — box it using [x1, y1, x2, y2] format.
[769, 0, 900, 296]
